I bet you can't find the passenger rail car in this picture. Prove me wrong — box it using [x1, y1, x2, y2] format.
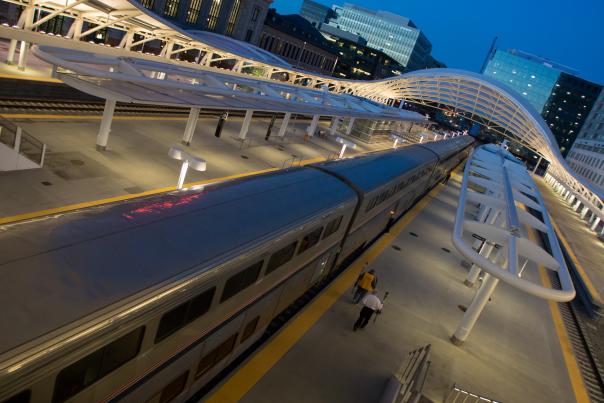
[0, 136, 473, 403]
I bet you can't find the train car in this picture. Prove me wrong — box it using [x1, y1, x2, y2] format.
[0, 137, 473, 403]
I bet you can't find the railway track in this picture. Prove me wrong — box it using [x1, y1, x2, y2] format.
[0, 99, 314, 120]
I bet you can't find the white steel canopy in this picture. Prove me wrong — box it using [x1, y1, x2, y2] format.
[31, 45, 426, 122]
[1, 0, 602, 220]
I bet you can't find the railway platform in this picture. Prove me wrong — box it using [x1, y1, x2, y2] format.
[0, 114, 394, 219]
[205, 173, 584, 403]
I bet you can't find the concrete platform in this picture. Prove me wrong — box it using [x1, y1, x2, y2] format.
[207, 175, 580, 403]
[535, 177, 604, 308]
[0, 114, 393, 218]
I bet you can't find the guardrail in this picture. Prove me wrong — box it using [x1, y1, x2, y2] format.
[0, 116, 46, 166]
[379, 344, 431, 403]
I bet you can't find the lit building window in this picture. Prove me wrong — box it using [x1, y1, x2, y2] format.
[226, 0, 240, 35]
[207, 0, 223, 30]
[163, 0, 180, 17]
[186, 0, 203, 23]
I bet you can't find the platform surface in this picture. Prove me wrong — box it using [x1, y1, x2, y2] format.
[208, 175, 580, 403]
[0, 114, 393, 218]
[536, 177, 604, 307]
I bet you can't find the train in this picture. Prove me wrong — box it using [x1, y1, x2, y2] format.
[0, 135, 473, 403]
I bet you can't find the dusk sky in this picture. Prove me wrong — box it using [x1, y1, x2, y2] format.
[271, 0, 604, 84]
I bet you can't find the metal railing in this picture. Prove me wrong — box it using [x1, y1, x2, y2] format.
[281, 156, 302, 169]
[379, 344, 431, 403]
[445, 384, 500, 403]
[0, 116, 46, 166]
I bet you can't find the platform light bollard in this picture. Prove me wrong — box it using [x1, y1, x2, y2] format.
[168, 146, 207, 189]
[335, 136, 356, 159]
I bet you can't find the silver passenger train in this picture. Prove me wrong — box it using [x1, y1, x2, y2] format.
[0, 136, 473, 403]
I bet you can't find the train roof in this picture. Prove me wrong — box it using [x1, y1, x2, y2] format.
[419, 136, 474, 159]
[0, 168, 356, 354]
[313, 144, 437, 192]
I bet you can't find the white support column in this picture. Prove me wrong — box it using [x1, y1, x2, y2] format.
[6, 40, 17, 65]
[16, 5, 35, 70]
[17, 40, 29, 71]
[346, 117, 355, 135]
[533, 156, 542, 174]
[306, 114, 320, 137]
[573, 200, 582, 211]
[69, 17, 84, 40]
[278, 112, 291, 138]
[238, 109, 253, 140]
[580, 206, 590, 219]
[451, 273, 500, 346]
[96, 99, 116, 151]
[568, 195, 575, 205]
[329, 116, 338, 136]
[182, 107, 200, 146]
[591, 217, 601, 231]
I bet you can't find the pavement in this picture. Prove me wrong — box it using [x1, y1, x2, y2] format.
[206, 173, 580, 403]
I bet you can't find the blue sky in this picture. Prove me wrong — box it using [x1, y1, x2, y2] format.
[271, 0, 604, 84]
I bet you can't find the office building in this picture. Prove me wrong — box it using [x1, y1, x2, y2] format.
[136, 0, 271, 45]
[320, 25, 404, 80]
[299, 0, 336, 28]
[325, 4, 432, 71]
[259, 9, 338, 74]
[566, 90, 604, 193]
[483, 48, 602, 156]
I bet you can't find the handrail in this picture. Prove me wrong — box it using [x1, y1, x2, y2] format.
[0, 116, 46, 166]
[445, 384, 500, 403]
[379, 344, 431, 403]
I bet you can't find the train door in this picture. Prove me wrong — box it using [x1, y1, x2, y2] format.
[309, 248, 336, 285]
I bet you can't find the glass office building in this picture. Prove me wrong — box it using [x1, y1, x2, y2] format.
[299, 0, 336, 28]
[483, 49, 560, 113]
[483, 48, 602, 157]
[327, 4, 432, 70]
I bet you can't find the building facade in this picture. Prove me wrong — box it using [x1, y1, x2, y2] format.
[299, 0, 336, 28]
[259, 10, 338, 75]
[320, 25, 404, 80]
[326, 4, 432, 71]
[566, 90, 604, 193]
[483, 48, 602, 156]
[136, 0, 271, 45]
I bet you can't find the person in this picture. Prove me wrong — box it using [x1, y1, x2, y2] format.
[353, 266, 377, 303]
[353, 290, 383, 331]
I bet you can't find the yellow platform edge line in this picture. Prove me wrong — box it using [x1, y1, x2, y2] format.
[527, 229, 590, 403]
[548, 217, 603, 306]
[0, 157, 327, 226]
[204, 180, 447, 403]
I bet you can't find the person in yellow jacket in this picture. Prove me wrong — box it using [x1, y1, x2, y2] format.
[353, 267, 377, 303]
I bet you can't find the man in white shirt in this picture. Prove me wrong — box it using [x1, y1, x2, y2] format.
[353, 290, 383, 331]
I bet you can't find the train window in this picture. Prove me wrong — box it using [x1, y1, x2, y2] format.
[240, 316, 260, 343]
[53, 327, 144, 402]
[220, 261, 263, 302]
[155, 288, 216, 343]
[2, 390, 30, 403]
[297, 227, 323, 255]
[158, 371, 189, 403]
[322, 216, 343, 239]
[195, 333, 239, 379]
[266, 241, 297, 274]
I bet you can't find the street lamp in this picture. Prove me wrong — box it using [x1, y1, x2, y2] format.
[335, 136, 356, 159]
[168, 146, 207, 189]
